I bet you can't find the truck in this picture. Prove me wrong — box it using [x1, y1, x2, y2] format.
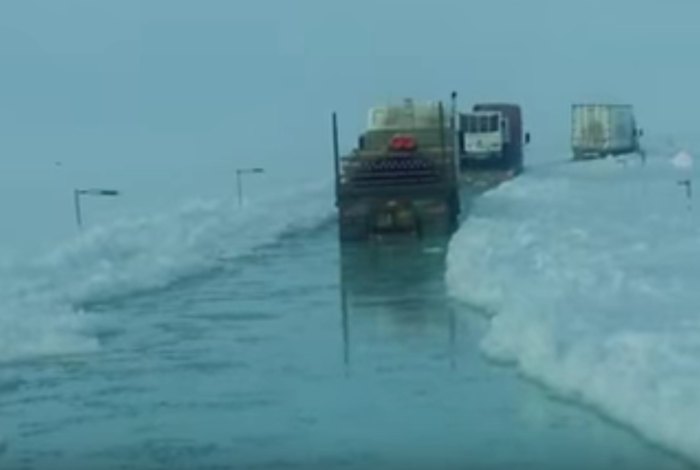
[457, 102, 529, 193]
[571, 104, 642, 160]
[333, 96, 528, 242]
[333, 99, 460, 241]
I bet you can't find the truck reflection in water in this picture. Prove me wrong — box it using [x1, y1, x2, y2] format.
[338, 237, 458, 371]
[334, 236, 692, 470]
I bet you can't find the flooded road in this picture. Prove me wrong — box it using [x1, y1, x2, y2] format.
[0, 224, 692, 469]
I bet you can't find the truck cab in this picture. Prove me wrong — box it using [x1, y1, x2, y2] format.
[458, 103, 526, 174]
[460, 111, 507, 161]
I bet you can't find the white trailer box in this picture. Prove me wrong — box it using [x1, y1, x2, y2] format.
[571, 104, 639, 159]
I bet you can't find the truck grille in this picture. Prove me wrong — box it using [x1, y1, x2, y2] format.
[342, 156, 444, 187]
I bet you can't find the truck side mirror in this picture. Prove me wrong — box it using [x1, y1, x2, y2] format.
[525, 132, 531, 144]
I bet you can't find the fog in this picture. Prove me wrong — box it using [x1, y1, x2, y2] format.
[1, 0, 698, 250]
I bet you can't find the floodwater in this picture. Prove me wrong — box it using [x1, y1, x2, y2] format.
[0, 222, 692, 469]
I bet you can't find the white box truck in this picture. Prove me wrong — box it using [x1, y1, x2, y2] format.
[571, 104, 642, 160]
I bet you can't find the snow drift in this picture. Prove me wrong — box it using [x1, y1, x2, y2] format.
[0, 183, 333, 363]
[446, 153, 700, 463]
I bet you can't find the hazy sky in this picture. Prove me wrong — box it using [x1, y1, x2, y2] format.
[1, 0, 699, 249]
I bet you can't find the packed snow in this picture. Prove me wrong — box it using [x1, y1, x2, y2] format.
[446, 151, 700, 463]
[0, 183, 332, 363]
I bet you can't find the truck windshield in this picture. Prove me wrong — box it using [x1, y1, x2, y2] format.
[465, 115, 500, 133]
[490, 115, 499, 131]
[480, 116, 490, 132]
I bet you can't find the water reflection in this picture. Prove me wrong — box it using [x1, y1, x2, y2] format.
[333, 236, 691, 469]
[338, 237, 458, 371]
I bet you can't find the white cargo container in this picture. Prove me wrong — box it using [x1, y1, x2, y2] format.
[571, 104, 640, 160]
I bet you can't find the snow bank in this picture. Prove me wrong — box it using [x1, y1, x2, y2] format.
[446, 153, 700, 462]
[0, 182, 333, 363]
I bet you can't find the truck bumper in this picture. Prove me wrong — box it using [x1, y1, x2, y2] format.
[338, 195, 458, 242]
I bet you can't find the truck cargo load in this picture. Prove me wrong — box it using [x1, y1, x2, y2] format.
[571, 104, 641, 160]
